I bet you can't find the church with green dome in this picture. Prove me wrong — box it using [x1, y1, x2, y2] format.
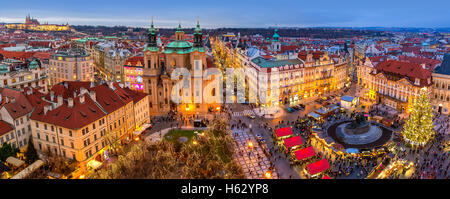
[143, 18, 211, 115]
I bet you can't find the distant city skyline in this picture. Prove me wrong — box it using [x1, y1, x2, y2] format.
[0, 0, 449, 28]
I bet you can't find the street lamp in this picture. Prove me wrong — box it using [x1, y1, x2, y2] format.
[247, 140, 254, 170]
[264, 171, 272, 179]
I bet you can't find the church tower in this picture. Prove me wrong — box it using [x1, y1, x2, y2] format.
[175, 22, 185, 41]
[144, 17, 161, 71]
[193, 18, 203, 47]
[271, 28, 281, 52]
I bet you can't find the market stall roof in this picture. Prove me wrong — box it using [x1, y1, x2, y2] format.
[341, 95, 356, 102]
[346, 148, 359, 153]
[308, 112, 322, 119]
[87, 160, 103, 170]
[294, 146, 315, 161]
[283, 136, 303, 149]
[322, 175, 332, 179]
[10, 160, 44, 179]
[6, 157, 25, 167]
[307, 159, 330, 175]
[275, 127, 293, 138]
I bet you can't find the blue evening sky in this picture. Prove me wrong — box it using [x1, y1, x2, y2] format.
[0, 0, 449, 28]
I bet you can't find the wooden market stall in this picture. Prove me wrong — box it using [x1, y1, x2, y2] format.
[282, 136, 303, 153]
[292, 146, 316, 162]
[274, 127, 294, 141]
[306, 159, 331, 178]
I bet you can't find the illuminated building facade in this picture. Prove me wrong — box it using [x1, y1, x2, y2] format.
[49, 50, 93, 87]
[364, 60, 433, 113]
[30, 81, 149, 166]
[0, 59, 48, 92]
[431, 54, 450, 115]
[124, 56, 145, 91]
[143, 19, 217, 115]
[5, 15, 70, 32]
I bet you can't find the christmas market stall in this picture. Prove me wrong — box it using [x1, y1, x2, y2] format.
[304, 159, 331, 178]
[292, 146, 316, 163]
[322, 175, 332, 179]
[273, 127, 294, 142]
[282, 136, 303, 154]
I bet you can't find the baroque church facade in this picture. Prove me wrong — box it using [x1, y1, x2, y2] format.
[143, 20, 217, 115]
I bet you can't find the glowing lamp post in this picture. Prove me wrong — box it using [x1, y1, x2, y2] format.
[247, 140, 254, 170]
[264, 171, 272, 179]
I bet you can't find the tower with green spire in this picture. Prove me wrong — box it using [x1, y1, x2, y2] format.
[272, 28, 280, 42]
[175, 21, 185, 41]
[271, 28, 281, 52]
[144, 17, 160, 52]
[193, 17, 203, 47]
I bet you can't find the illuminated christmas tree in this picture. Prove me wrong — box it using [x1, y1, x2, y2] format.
[402, 87, 435, 146]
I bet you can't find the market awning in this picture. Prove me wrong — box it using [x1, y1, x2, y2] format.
[275, 127, 293, 138]
[87, 160, 103, 170]
[6, 157, 25, 167]
[341, 95, 355, 102]
[307, 159, 330, 175]
[294, 146, 315, 161]
[10, 160, 44, 179]
[322, 175, 332, 179]
[346, 148, 359, 153]
[283, 136, 303, 149]
[308, 112, 322, 120]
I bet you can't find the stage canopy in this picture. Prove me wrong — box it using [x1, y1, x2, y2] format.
[283, 136, 303, 149]
[275, 127, 293, 138]
[307, 159, 330, 175]
[294, 146, 315, 161]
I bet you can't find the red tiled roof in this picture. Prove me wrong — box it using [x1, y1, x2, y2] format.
[125, 56, 144, 66]
[122, 87, 148, 104]
[88, 84, 126, 113]
[0, 88, 34, 119]
[30, 94, 106, 130]
[375, 60, 431, 80]
[398, 55, 441, 70]
[0, 120, 14, 136]
[113, 83, 134, 104]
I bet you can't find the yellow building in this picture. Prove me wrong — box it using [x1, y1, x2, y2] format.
[365, 60, 433, 113]
[30, 81, 149, 169]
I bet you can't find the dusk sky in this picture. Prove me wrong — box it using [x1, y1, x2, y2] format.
[0, 0, 449, 28]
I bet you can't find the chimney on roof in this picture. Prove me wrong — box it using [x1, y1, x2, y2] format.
[64, 82, 68, 89]
[50, 91, 55, 101]
[73, 91, 77, 98]
[90, 82, 95, 88]
[44, 106, 49, 115]
[107, 82, 115, 90]
[79, 94, 85, 104]
[10, 97, 15, 103]
[57, 95, 63, 107]
[26, 88, 32, 95]
[80, 87, 87, 95]
[421, 63, 427, 70]
[68, 98, 74, 108]
[89, 90, 96, 101]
